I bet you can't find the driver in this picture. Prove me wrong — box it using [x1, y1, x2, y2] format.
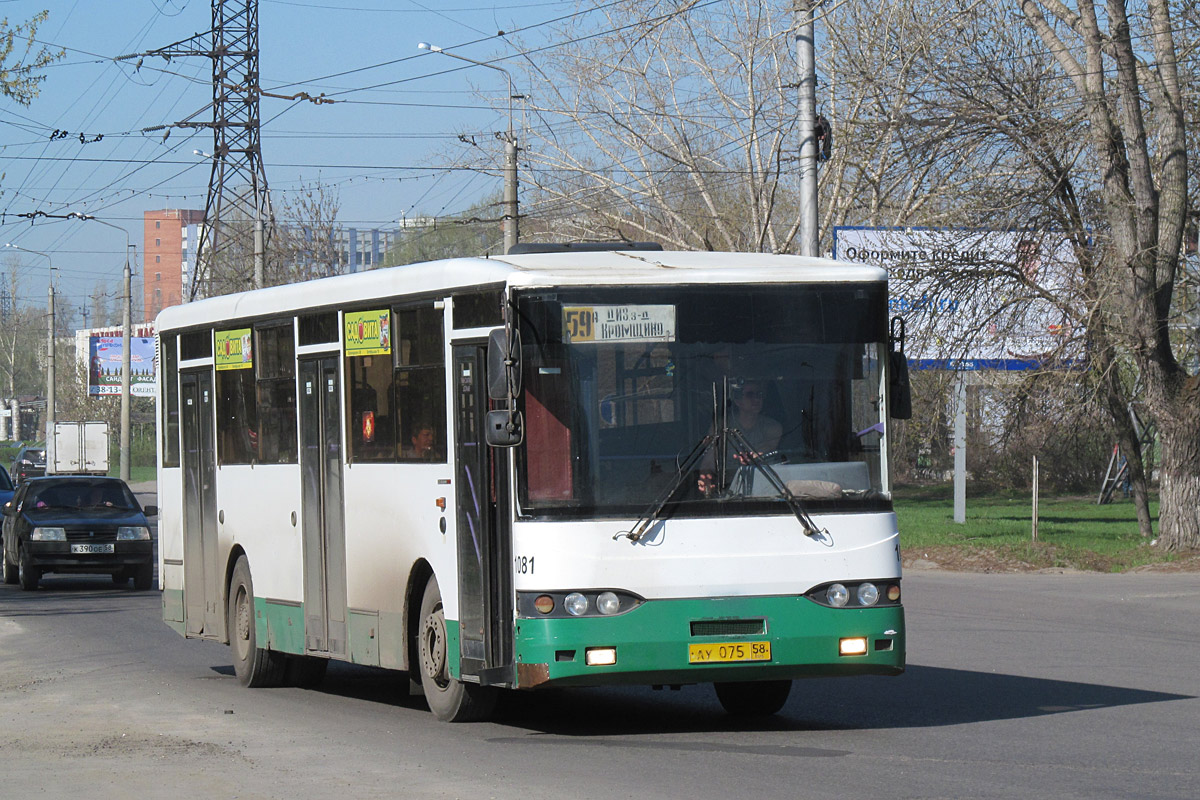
[697, 380, 782, 495]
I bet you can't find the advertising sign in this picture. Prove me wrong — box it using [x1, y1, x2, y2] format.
[215, 328, 253, 371]
[88, 336, 156, 396]
[834, 227, 1079, 370]
[345, 309, 392, 357]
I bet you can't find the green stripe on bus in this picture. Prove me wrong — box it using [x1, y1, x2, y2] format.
[513, 595, 905, 688]
[162, 588, 184, 626]
[257, 598, 306, 655]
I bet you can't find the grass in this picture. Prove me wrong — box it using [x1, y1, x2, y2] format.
[891, 484, 1192, 572]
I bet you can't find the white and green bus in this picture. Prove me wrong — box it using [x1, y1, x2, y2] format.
[157, 244, 911, 721]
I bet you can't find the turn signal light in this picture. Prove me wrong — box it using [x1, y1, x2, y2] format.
[534, 595, 555, 614]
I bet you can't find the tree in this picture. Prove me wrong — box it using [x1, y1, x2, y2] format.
[0, 11, 60, 106]
[271, 180, 344, 284]
[1019, 0, 1194, 549]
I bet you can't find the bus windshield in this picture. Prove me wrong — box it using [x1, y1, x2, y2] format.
[515, 283, 891, 519]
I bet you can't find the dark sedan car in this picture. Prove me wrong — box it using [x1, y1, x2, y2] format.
[10, 446, 47, 483]
[2, 476, 158, 591]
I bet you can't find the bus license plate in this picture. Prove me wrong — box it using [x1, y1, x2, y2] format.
[688, 641, 771, 664]
[70, 543, 114, 554]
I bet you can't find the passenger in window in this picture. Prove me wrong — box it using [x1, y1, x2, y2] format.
[403, 422, 439, 461]
[697, 380, 782, 495]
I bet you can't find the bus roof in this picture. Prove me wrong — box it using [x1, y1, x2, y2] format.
[155, 250, 886, 332]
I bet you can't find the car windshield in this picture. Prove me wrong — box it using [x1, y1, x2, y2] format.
[514, 283, 891, 519]
[27, 480, 136, 511]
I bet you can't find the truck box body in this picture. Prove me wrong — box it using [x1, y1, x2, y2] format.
[52, 421, 110, 475]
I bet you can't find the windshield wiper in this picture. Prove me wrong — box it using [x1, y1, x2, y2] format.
[725, 428, 827, 538]
[614, 431, 716, 543]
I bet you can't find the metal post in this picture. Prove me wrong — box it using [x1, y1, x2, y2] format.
[795, 0, 819, 257]
[46, 282, 55, 472]
[504, 136, 519, 254]
[120, 247, 133, 482]
[953, 373, 967, 524]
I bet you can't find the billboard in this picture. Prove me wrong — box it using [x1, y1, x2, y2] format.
[833, 227, 1080, 370]
[89, 336, 156, 396]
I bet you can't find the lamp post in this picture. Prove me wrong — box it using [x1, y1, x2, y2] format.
[2, 243, 54, 456]
[418, 42, 520, 253]
[68, 214, 134, 482]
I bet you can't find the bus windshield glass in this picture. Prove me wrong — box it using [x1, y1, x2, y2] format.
[515, 283, 891, 519]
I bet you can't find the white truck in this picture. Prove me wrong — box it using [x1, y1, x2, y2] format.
[51, 421, 110, 475]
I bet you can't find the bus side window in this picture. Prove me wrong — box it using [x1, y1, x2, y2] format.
[217, 366, 258, 465]
[394, 305, 446, 463]
[255, 322, 297, 463]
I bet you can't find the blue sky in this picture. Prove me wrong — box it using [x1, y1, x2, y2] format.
[0, 0, 577, 313]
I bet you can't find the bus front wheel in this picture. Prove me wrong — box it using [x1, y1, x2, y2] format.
[228, 555, 286, 687]
[714, 679, 792, 716]
[417, 577, 497, 722]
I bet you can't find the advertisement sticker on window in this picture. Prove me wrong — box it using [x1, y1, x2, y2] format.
[215, 328, 253, 371]
[345, 309, 392, 357]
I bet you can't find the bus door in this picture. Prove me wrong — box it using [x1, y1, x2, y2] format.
[298, 355, 348, 657]
[453, 344, 514, 686]
[180, 369, 221, 639]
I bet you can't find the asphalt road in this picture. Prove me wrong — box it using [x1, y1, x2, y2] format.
[1, 563, 1197, 799]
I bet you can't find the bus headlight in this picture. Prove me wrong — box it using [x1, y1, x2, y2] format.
[564, 592, 589, 616]
[856, 582, 879, 606]
[826, 583, 849, 607]
[596, 591, 621, 615]
[31, 527, 66, 541]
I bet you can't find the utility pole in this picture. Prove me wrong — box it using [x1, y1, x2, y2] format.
[46, 282, 55, 469]
[795, 0, 819, 257]
[120, 246, 134, 482]
[418, 42, 521, 253]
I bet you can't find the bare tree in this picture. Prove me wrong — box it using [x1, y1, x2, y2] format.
[1017, 0, 1194, 549]
[270, 180, 344, 284]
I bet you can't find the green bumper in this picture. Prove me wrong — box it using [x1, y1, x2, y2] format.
[513, 594, 904, 688]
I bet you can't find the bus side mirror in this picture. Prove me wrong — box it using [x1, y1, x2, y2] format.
[487, 328, 522, 401]
[888, 316, 912, 420]
[485, 409, 524, 447]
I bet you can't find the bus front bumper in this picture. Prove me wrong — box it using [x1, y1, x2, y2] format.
[513, 594, 905, 689]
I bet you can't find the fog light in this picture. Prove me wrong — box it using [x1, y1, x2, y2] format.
[856, 582, 879, 606]
[596, 591, 620, 615]
[585, 647, 617, 666]
[564, 592, 589, 616]
[534, 595, 555, 614]
[839, 637, 868, 656]
[827, 583, 849, 607]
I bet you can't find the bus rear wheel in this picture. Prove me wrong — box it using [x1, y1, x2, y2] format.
[228, 555, 286, 687]
[417, 577, 497, 722]
[714, 679, 792, 716]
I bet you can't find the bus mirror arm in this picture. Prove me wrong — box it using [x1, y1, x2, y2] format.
[888, 316, 913, 420]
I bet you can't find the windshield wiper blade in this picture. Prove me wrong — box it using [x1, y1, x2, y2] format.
[726, 428, 826, 538]
[615, 432, 716, 543]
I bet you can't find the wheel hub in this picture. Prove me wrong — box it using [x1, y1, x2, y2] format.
[420, 607, 448, 687]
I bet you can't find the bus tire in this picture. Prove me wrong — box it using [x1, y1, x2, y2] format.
[228, 555, 286, 687]
[714, 679, 792, 716]
[285, 655, 328, 689]
[417, 577, 497, 722]
[18, 547, 39, 591]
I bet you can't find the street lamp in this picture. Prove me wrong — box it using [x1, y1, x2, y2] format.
[67, 213, 135, 483]
[2, 243, 55, 456]
[417, 42, 520, 253]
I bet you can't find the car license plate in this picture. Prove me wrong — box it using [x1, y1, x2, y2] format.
[70, 543, 115, 554]
[688, 641, 771, 664]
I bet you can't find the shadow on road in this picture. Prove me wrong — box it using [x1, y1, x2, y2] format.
[229, 658, 1192, 736]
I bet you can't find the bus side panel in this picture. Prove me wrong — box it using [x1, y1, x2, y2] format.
[341, 462, 456, 670]
[216, 464, 304, 650]
[159, 466, 186, 634]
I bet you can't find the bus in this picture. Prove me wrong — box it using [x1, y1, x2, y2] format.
[156, 244, 911, 721]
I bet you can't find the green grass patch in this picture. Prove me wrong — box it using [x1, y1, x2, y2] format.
[892, 484, 1184, 572]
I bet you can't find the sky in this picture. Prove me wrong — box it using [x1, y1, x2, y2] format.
[0, 0, 586, 318]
